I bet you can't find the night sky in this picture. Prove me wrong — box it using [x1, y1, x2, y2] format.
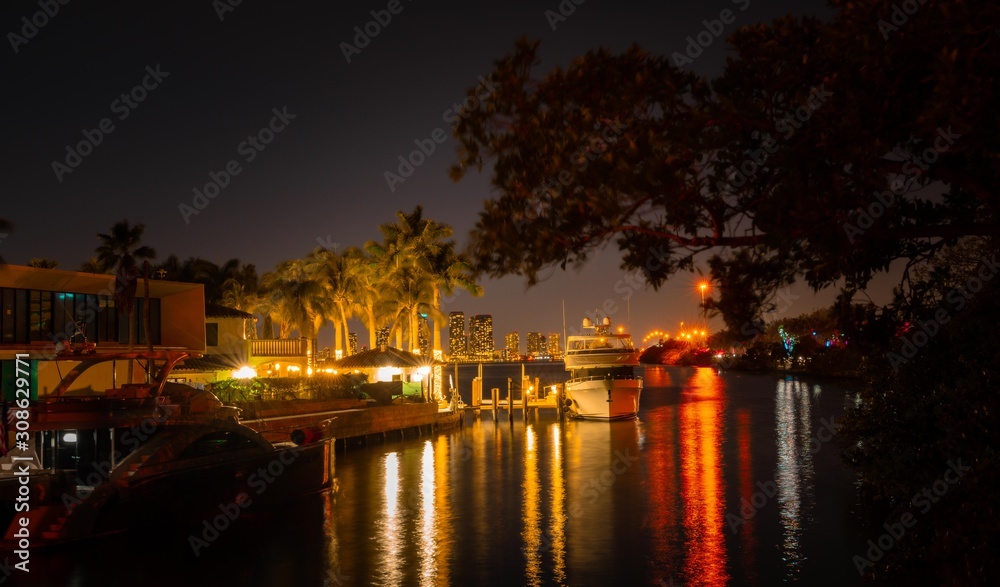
[5, 0, 893, 349]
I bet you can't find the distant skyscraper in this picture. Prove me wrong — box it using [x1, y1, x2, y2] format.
[526, 332, 545, 358]
[469, 314, 493, 360]
[505, 331, 520, 362]
[376, 326, 390, 348]
[348, 332, 358, 355]
[547, 332, 562, 359]
[449, 312, 467, 360]
[418, 317, 430, 356]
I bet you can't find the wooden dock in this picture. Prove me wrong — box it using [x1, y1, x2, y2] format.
[461, 370, 570, 423]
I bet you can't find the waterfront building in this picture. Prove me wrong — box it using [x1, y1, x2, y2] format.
[505, 331, 520, 362]
[547, 332, 562, 359]
[448, 311, 466, 360]
[469, 314, 493, 361]
[0, 264, 204, 397]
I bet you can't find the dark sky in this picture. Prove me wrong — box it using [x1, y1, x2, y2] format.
[5, 0, 891, 348]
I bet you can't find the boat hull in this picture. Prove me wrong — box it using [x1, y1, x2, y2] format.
[565, 377, 642, 420]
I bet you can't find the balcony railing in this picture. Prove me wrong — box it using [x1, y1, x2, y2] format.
[250, 338, 310, 358]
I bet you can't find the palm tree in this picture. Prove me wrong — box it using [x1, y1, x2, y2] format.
[346, 247, 381, 350]
[95, 220, 156, 382]
[79, 257, 102, 273]
[312, 248, 359, 358]
[259, 258, 325, 340]
[220, 263, 259, 339]
[366, 206, 452, 353]
[27, 258, 59, 268]
[424, 243, 482, 358]
[379, 263, 431, 353]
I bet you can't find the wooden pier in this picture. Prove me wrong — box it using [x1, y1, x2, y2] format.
[462, 362, 569, 422]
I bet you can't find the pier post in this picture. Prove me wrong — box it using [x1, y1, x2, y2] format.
[491, 387, 499, 422]
[534, 377, 540, 418]
[556, 384, 565, 420]
[507, 378, 514, 425]
[522, 381, 528, 423]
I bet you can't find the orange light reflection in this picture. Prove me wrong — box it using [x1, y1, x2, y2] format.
[680, 368, 729, 586]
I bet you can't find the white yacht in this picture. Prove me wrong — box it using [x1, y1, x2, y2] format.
[564, 317, 642, 420]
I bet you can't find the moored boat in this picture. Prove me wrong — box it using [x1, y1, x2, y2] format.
[564, 317, 642, 420]
[0, 351, 334, 548]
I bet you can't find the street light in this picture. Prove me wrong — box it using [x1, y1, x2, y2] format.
[697, 282, 710, 334]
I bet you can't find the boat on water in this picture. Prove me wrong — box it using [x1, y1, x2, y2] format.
[564, 316, 643, 420]
[0, 351, 334, 548]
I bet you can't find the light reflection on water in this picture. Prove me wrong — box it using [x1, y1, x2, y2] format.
[680, 368, 729, 586]
[42, 366, 880, 587]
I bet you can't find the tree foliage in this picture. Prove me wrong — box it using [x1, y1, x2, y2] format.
[451, 1, 1000, 335]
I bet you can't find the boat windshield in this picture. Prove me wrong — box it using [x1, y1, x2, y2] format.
[567, 337, 634, 351]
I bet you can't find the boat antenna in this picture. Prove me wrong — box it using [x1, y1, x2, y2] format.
[561, 299, 566, 352]
[627, 297, 631, 333]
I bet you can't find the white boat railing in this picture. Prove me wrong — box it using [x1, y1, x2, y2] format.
[566, 374, 642, 384]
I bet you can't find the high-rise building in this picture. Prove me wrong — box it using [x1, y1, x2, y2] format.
[448, 312, 467, 360]
[417, 317, 430, 356]
[547, 332, 562, 360]
[469, 314, 493, 360]
[505, 331, 520, 362]
[526, 332, 545, 358]
[348, 332, 358, 356]
[376, 326, 390, 348]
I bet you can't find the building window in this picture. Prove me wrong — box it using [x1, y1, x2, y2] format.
[206, 323, 219, 347]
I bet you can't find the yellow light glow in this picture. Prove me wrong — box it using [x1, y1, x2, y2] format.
[232, 366, 257, 379]
[287, 365, 301, 373]
[376, 366, 402, 382]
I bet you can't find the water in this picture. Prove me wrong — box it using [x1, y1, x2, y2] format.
[31, 366, 888, 586]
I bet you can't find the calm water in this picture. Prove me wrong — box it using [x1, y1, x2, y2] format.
[31, 366, 890, 587]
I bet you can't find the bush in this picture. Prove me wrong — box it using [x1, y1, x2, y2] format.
[208, 373, 368, 403]
[840, 272, 999, 585]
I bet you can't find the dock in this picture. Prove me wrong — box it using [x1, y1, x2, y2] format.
[460, 368, 570, 423]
